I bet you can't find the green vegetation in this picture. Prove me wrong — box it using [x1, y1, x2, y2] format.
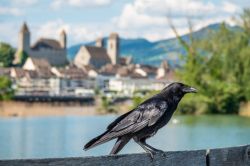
[0, 42, 15, 67]
[0, 76, 14, 100]
[99, 96, 117, 114]
[17, 50, 28, 66]
[175, 9, 250, 114]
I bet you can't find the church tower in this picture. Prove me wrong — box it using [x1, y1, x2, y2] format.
[60, 30, 66, 49]
[96, 37, 103, 47]
[107, 33, 119, 65]
[14, 22, 30, 64]
[19, 22, 30, 53]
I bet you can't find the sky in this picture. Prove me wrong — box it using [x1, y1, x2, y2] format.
[0, 0, 249, 47]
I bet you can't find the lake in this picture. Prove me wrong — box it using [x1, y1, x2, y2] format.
[0, 115, 250, 160]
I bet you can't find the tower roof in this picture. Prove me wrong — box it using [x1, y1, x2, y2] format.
[31, 38, 62, 50]
[109, 32, 119, 39]
[96, 37, 103, 42]
[20, 22, 29, 33]
[60, 29, 66, 35]
[161, 60, 169, 69]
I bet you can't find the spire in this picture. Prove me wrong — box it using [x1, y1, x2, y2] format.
[161, 60, 169, 69]
[20, 22, 29, 33]
[96, 37, 103, 47]
[59, 29, 66, 49]
[60, 29, 66, 35]
[109, 32, 119, 39]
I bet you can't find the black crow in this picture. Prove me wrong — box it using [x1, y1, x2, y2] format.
[84, 82, 197, 158]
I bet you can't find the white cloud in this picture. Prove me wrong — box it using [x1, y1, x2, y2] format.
[222, 1, 240, 13]
[0, 0, 244, 46]
[0, 6, 23, 16]
[34, 19, 110, 45]
[68, 0, 112, 7]
[116, 0, 240, 29]
[50, 0, 64, 10]
[11, 0, 38, 6]
[114, 0, 241, 41]
[50, 0, 113, 10]
[0, 22, 19, 46]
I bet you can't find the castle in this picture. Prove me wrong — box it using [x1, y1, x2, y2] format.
[74, 33, 125, 69]
[14, 22, 68, 66]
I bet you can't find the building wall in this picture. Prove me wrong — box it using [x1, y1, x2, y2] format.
[107, 37, 119, 65]
[74, 47, 91, 68]
[22, 58, 36, 70]
[29, 49, 68, 66]
[59, 32, 66, 49]
[109, 78, 168, 96]
[19, 31, 30, 54]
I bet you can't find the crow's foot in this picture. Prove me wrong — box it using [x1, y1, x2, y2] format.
[155, 149, 167, 157]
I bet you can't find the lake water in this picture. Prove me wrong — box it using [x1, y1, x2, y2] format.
[0, 115, 250, 160]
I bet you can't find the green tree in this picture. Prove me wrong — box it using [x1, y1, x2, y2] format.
[173, 9, 250, 114]
[0, 42, 15, 67]
[0, 76, 13, 100]
[18, 51, 28, 66]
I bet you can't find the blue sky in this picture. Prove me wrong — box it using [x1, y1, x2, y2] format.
[0, 0, 249, 47]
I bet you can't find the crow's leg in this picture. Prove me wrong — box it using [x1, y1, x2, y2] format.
[133, 137, 158, 159]
[140, 139, 164, 153]
[134, 137, 166, 159]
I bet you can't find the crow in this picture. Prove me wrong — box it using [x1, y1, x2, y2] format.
[84, 82, 197, 158]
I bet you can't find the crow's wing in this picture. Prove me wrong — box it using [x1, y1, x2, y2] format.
[109, 100, 168, 137]
[106, 109, 135, 130]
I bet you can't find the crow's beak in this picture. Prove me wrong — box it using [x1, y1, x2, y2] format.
[183, 87, 197, 93]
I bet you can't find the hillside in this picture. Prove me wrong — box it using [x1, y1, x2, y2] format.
[67, 23, 240, 67]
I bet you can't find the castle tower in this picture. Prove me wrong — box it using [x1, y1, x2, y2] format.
[60, 30, 66, 49]
[19, 22, 30, 53]
[96, 37, 103, 47]
[156, 60, 170, 79]
[13, 22, 30, 64]
[107, 33, 119, 65]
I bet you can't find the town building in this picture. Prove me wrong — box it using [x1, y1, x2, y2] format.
[108, 77, 169, 97]
[14, 22, 68, 66]
[11, 57, 94, 98]
[51, 65, 95, 96]
[11, 57, 59, 96]
[74, 33, 131, 69]
[156, 60, 175, 80]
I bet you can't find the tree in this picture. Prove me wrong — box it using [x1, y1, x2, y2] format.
[0, 76, 13, 100]
[18, 50, 28, 66]
[0, 42, 15, 67]
[172, 9, 250, 114]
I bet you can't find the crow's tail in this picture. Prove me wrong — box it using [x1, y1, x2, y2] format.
[83, 130, 115, 150]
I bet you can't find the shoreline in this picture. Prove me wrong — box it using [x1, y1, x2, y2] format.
[0, 101, 98, 117]
[1, 101, 250, 118]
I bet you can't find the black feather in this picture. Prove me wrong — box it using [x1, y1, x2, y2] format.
[83, 82, 197, 157]
[106, 109, 133, 130]
[84, 130, 110, 150]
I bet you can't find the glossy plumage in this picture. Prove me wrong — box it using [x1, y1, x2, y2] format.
[84, 82, 197, 158]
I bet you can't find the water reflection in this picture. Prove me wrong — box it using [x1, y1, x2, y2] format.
[0, 115, 249, 159]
